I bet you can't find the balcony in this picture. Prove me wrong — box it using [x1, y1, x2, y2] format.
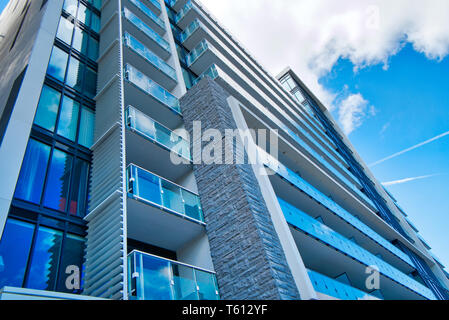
[123, 32, 177, 90]
[126, 106, 190, 161]
[307, 269, 380, 300]
[128, 251, 219, 300]
[126, 0, 165, 35]
[125, 106, 191, 180]
[260, 151, 414, 272]
[143, 0, 162, 15]
[124, 63, 182, 128]
[192, 64, 218, 86]
[126, 164, 205, 250]
[279, 198, 436, 300]
[175, 1, 201, 29]
[186, 39, 218, 75]
[123, 7, 171, 60]
[169, 0, 188, 11]
[179, 19, 209, 51]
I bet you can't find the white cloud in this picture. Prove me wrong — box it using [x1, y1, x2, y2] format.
[199, 0, 449, 127]
[338, 94, 374, 135]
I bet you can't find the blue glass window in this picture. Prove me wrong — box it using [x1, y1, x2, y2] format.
[78, 107, 95, 148]
[14, 139, 51, 204]
[66, 56, 84, 91]
[0, 219, 35, 288]
[56, 234, 85, 293]
[47, 46, 69, 82]
[57, 96, 80, 142]
[43, 149, 73, 212]
[69, 159, 89, 216]
[63, 0, 78, 17]
[25, 226, 63, 290]
[56, 16, 74, 45]
[34, 85, 61, 132]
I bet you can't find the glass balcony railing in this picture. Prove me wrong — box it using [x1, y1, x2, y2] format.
[186, 39, 209, 66]
[123, 7, 171, 54]
[128, 251, 219, 300]
[279, 198, 436, 300]
[147, 0, 162, 11]
[179, 19, 201, 43]
[126, 106, 190, 160]
[193, 64, 218, 85]
[260, 152, 413, 266]
[175, 0, 193, 23]
[127, 164, 204, 223]
[124, 32, 177, 81]
[307, 269, 380, 300]
[124, 64, 181, 114]
[129, 0, 165, 30]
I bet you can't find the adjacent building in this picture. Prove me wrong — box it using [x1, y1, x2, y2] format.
[0, 0, 447, 300]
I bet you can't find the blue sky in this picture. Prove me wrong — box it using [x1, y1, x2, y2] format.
[321, 44, 449, 269]
[0, 0, 7, 15]
[202, 0, 449, 271]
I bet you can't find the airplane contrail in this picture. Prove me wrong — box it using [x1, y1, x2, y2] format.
[370, 130, 449, 167]
[382, 174, 442, 187]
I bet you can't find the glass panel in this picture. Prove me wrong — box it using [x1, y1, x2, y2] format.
[56, 234, 85, 293]
[69, 159, 89, 216]
[43, 149, 73, 212]
[63, 0, 78, 17]
[34, 85, 61, 132]
[66, 56, 84, 91]
[171, 264, 197, 300]
[77, 3, 91, 26]
[0, 219, 35, 288]
[161, 180, 184, 214]
[78, 107, 95, 148]
[181, 189, 202, 221]
[136, 168, 162, 206]
[26, 226, 63, 290]
[57, 95, 80, 141]
[56, 16, 74, 45]
[129, 0, 165, 30]
[47, 46, 68, 82]
[196, 269, 219, 300]
[90, 12, 101, 33]
[14, 139, 51, 204]
[141, 253, 172, 300]
[72, 27, 89, 55]
[88, 36, 99, 61]
[84, 67, 97, 98]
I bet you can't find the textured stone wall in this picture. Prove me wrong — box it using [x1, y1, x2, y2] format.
[180, 77, 300, 300]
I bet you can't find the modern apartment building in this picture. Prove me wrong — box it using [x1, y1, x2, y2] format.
[0, 0, 447, 300]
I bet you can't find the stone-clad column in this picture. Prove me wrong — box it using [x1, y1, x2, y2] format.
[180, 77, 300, 300]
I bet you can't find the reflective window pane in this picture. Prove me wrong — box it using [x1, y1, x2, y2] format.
[14, 139, 51, 204]
[161, 181, 183, 214]
[78, 3, 91, 26]
[34, 85, 61, 132]
[66, 56, 84, 91]
[69, 159, 89, 216]
[56, 234, 85, 293]
[57, 96, 80, 142]
[141, 254, 172, 300]
[84, 67, 97, 98]
[196, 269, 219, 300]
[136, 169, 162, 206]
[91, 12, 100, 33]
[47, 46, 68, 81]
[56, 16, 74, 45]
[78, 107, 95, 148]
[25, 226, 63, 290]
[63, 0, 78, 17]
[88, 37, 99, 61]
[172, 264, 197, 300]
[72, 27, 89, 55]
[43, 149, 73, 211]
[0, 219, 35, 288]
